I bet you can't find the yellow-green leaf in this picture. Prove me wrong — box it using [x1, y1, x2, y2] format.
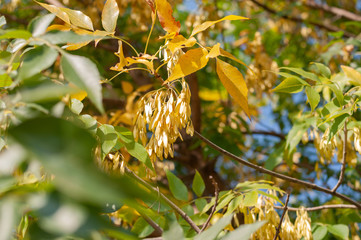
[216, 58, 249, 117]
[61, 8, 94, 31]
[165, 48, 208, 83]
[0, 74, 13, 87]
[207, 43, 221, 58]
[272, 77, 304, 93]
[36, 1, 70, 25]
[190, 15, 248, 37]
[101, 0, 119, 33]
[167, 35, 196, 53]
[341, 65, 361, 86]
[155, 0, 180, 33]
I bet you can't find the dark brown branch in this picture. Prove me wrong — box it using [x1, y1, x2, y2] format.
[124, 167, 201, 233]
[194, 130, 361, 209]
[273, 193, 290, 240]
[275, 204, 358, 212]
[200, 176, 219, 232]
[138, 212, 163, 236]
[248, 0, 355, 38]
[241, 130, 285, 140]
[332, 122, 347, 192]
[304, 0, 361, 22]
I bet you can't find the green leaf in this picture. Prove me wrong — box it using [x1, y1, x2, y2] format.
[194, 214, 233, 240]
[280, 67, 319, 82]
[243, 190, 258, 207]
[192, 170, 205, 197]
[97, 124, 118, 160]
[166, 170, 188, 201]
[17, 45, 58, 81]
[278, 72, 310, 86]
[272, 77, 304, 93]
[225, 195, 243, 215]
[327, 83, 344, 105]
[0, 29, 32, 40]
[305, 86, 320, 111]
[61, 53, 104, 113]
[195, 198, 207, 212]
[0, 16, 6, 28]
[114, 126, 154, 171]
[326, 224, 349, 240]
[163, 221, 184, 240]
[69, 98, 84, 115]
[0, 197, 22, 240]
[28, 14, 56, 37]
[102, 0, 119, 33]
[311, 62, 331, 79]
[329, 114, 348, 140]
[9, 117, 152, 206]
[221, 221, 266, 240]
[0, 74, 13, 87]
[215, 193, 235, 212]
[313, 225, 327, 240]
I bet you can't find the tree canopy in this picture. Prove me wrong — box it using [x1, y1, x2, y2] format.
[0, 0, 361, 239]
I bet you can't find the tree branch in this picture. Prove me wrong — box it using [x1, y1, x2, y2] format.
[273, 193, 290, 240]
[138, 212, 163, 236]
[275, 204, 358, 212]
[194, 130, 361, 209]
[304, 0, 361, 22]
[332, 122, 347, 192]
[124, 167, 201, 233]
[248, 0, 355, 38]
[200, 176, 219, 232]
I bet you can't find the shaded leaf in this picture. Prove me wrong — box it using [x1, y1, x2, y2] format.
[216, 58, 249, 117]
[272, 77, 304, 93]
[221, 221, 266, 240]
[163, 221, 184, 240]
[102, 0, 119, 33]
[0, 74, 13, 87]
[312, 62, 331, 79]
[313, 225, 328, 240]
[155, 0, 181, 33]
[326, 224, 349, 240]
[61, 53, 104, 113]
[0, 16, 6, 28]
[166, 170, 188, 201]
[39, 30, 104, 45]
[97, 124, 118, 160]
[191, 15, 248, 37]
[192, 170, 205, 197]
[305, 86, 320, 111]
[28, 14, 56, 37]
[17, 45, 58, 81]
[165, 48, 208, 83]
[194, 214, 233, 240]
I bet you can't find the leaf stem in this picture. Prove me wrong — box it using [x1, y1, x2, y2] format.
[112, 36, 139, 56]
[331, 121, 347, 192]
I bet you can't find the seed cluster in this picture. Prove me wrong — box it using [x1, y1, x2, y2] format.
[133, 80, 194, 161]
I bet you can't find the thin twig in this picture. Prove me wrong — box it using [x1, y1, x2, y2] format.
[248, 0, 355, 38]
[200, 176, 219, 232]
[304, 0, 361, 22]
[275, 204, 358, 212]
[124, 167, 201, 233]
[273, 193, 290, 240]
[138, 212, 163, 236]
[194, 130, 361, 209]
[332, 122, 347, 192]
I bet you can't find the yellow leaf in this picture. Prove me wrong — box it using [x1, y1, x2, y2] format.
[216, 58, 250, 117]
[341, 65, 361, 86]
[190, 15, 248, 37]
[136, 84, 153, 92]
[207, 43, 221, 58]
[167, 35, 196, 53]
[61, 8, 94, 31]
[93, 30, 111, 46]
[46, 24, 72, 31]
[126, 57, 154, 73]
[36, 1, 71, 25]
[165, 48, 209, 83]
[65, 41, 91, 50]
[155, 0, 181, 33]
[111, 41, 127, 71]
[121, 81, 134, 94]
[101, 0, 119, 33]
[219, 48, 249, 70]
[70, 89, 87, 101]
